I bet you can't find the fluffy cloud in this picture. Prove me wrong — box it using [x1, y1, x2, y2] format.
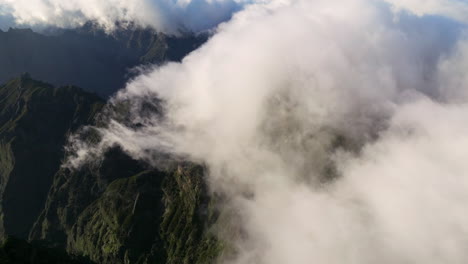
[66, 0, 468, 263]
[0, 0, 253, 34]
[385, 0, 468, 23]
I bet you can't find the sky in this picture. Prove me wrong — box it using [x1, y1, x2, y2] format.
[5, 0, 468, 263]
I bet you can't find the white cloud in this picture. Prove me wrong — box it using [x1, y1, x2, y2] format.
[65, 0, 468, 263]
[385, 0, 468, 23]
[0, 0, 254, 34]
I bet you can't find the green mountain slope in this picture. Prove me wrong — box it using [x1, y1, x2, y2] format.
[0, 74, 104, 240]
[0, 76, 221, 263]
[31, 149, 221, 264]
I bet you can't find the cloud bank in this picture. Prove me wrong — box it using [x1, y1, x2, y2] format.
[385, 0, 468, 23]
[0, 0, 254, 34]
[66, 0, 468, 263]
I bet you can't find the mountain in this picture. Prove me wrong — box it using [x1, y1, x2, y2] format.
[0, 74, 104, 240]
[0, 24, 207, 97]
[0, 76, 221, 264]
[31, 157, 221, 264]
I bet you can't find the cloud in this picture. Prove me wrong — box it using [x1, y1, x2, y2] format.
[0, 5, 15, 30]
[0, 0, 254, 34]
[66, 0, 468, 263]
[385, 0, 468, 24]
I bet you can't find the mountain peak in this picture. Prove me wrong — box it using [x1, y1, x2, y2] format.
[20, 72, 32, 81]
[7, 27, 34, 34]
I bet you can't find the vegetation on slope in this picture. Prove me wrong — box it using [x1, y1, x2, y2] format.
[32, 148, 221, 264]
[0, 74, 104, 240]
[0, 75, 222, 264]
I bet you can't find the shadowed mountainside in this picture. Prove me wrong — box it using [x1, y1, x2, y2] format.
[0, 236, 95, 264]
[0, 74, 104, 240]
[0, 24, 207, 97]
[0, 76, 221, 264]
[31, 158, 221, 264]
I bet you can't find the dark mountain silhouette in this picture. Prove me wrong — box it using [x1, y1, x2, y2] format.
[0, 24, 207, 97]
[0, 74, 104, 240]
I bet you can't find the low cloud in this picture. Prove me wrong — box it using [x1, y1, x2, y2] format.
[385, 0, 468, 24]
[0, 0, 254, 34]
[66, 0, 468, 263]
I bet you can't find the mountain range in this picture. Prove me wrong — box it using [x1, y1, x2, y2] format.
[0, 26, 221, 264]
[0, 24, 207, 97]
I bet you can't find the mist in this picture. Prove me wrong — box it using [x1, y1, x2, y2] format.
[0, 16, 13, 31]
[0, 0, 254, 34]
[65, 0, 468, 263]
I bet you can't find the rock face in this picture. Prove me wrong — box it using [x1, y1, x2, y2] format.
[0, 74, 103, 240]
[31, 153, 220, 264]
[0, 25, 207, 97]
[0, 76, 221, 264]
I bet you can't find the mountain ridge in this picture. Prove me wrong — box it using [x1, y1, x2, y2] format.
[0, 75, 222, 264]
[0, 25, 207, 97]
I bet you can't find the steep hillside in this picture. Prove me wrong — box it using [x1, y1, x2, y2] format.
[0, 74, 104, 240]
[0, 25, 207, 96]
[31, 149, 221, 264]
[0, 76, 221, 263]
